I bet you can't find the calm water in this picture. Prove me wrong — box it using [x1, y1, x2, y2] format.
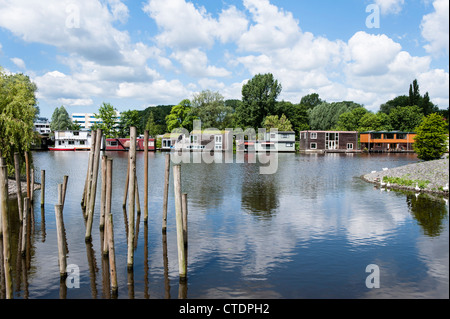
[2, 151, 448, 299]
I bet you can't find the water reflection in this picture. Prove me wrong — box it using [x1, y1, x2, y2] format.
[406, 193, 448, 237]
[1, 151, 448, 299]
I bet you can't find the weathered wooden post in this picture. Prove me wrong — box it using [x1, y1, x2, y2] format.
[182, 193, 188, 265]
[54, 204, 67, 279]
[21, 198, 29, 256]
[82, 130, 97, 210]
[40, 170, 45, 206]
[14, 153, 23, 222]
[25, 151, 31, 200]
[0, 157, 13, 298]
[123, 160, 130, 209]
[99, 155, 107, 231]
[173, 165, 186, 279]
[62, 175, 68, 210]
[85, 129, 102, 242]
[30, 169, 35, 204]
[106, 158, 118, 295]
[127, 126, 137, 270]
[135, 175, 141, 216]
[144, 130, 149, 222]
[162, 153, 170, 231]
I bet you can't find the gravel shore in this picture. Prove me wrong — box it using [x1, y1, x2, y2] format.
[362, 157, 449, 195]
[7, 178, 41, 197]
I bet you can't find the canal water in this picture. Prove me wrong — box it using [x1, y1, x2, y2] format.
[2, 151, 448, 299]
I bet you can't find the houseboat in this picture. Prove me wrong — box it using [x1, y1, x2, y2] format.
[49, 130, 92, 151]
[359, 131, 416, 152]
[299, 131, 359, 153]
[105, 138, 156, 151]
[255, 131, 296, 153]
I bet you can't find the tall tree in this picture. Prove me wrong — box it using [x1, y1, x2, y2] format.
[389, 105, 424, 132]
[263, 114, 293, 131]
[0, 69, 38, 171]
[308, 101, 362, 130]
[299, 93, 323, 110]
[190, 90, 233, 129]
[94, 102, 118, 138]
[50, 106, 73, 131]
[414, 113, 448, 161]
[118, 109, 140, 137]
[165, 99, 195, 132]
[236, 73, 282, 129]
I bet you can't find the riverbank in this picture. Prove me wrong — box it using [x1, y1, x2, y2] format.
[362, 158, 449, 196]
[7, 178, 40, 197]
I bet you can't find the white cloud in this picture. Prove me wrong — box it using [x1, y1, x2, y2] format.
[421, 0, 449, 56]
[10, 57, 26, 69]
[374, 0, 405, 14]
[170, 48, 231, 78]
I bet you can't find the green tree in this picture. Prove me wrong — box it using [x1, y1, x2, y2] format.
[414, 113, 448, 161]
[309, 101, 362, 130]
[379, 95, 409, 114]
[0, 69, 38, 172]
[358, 112, 393, 132]
[236, 73, 282, 129]
[299, 93, 323, 110]
[335, 107, 369, 131]
[118, 109, 140, 137]
[263, 114, 293, 131]
[94, 102, 118, 138]
[191, 90, 233, 129]
[165, 99, 195, 132]
[389, 105, 424, 131]
[276, 101, 309, 133]
[50, 106, 73, 131]
[145, 111, 162, 137]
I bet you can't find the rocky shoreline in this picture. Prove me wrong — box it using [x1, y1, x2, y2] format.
[7, 178, 41, 197]
[362, 158, 449, 196]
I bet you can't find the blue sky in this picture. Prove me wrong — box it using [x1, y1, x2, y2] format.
[0, 0, 448, 119]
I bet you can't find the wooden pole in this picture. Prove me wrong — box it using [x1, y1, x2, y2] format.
[54, 204, 67, 279]
[162, 153, 170, 231]
[123, 159, 129, 209]
[85, 129, 102, 242]
[127, 127, 137, 269]
[99, 155, 107, 231]
[182, 193, 188, 263]
[173, 165, 186, 279]
[83, 130, 97, 210]
[135, 175, 141, 216]
[25, 151, 30, 200]
[144, 130, 149, 222]
[14, 153, 23, 223]
[30, 169, 35, 204]
[106, 159, 118, 295]
[0, 157, 13, 298]
[21, 198, 29, 256]
[40, 170, 45, 206]
[62, 175, 68, 210]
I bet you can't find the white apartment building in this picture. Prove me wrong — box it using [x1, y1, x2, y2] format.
[71, 112, 121, 130]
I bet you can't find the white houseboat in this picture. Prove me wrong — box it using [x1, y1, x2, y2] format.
[49, 130, 92, 151]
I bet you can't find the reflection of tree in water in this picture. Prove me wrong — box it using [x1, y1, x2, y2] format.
[406, 193, 448, 237]
[241, 173, 279, 219]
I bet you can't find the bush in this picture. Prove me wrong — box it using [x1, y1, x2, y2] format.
[414, 113, 447, 161]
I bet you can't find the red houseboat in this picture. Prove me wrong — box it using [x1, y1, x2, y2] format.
[105, 138, 156, 151]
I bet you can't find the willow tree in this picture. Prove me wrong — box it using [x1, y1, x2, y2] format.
[0, 68, 38, 172]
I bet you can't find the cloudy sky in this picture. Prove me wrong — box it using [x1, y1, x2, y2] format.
[0, 0, 448, 118]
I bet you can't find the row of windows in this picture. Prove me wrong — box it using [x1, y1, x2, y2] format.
[58, 140, 86, 145]
[309, 143, 353, 150]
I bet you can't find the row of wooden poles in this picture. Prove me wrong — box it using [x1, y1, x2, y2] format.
[0, 151, 40, 299]
[1, 127, 189, 299]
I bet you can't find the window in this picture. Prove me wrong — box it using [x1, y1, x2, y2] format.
[286, 143, 293, 147]
[215, 145, 222, 150]
[73, 132, 79, 136]
[347, 143, 353, 150]
[310, 143, 317, 149]
[385, 133, 394, 139]
[68, 141, 74, 145]
[108, 141, 118, 146]
[270, 133, 276, 139]
[80, 141, 85, 145]
[397, 133, 407, 140]
[281, 134, 289, 139]
[372, 133, 382, 139]
[58, 141, 62, 145]
[215, 135, 222, 144]
[311, 132, 317, 139]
